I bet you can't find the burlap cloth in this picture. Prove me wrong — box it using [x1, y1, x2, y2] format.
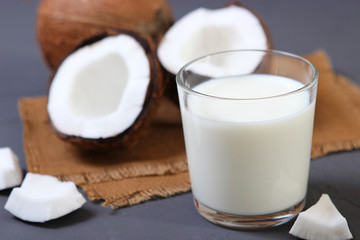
[18, 50, 360, 209]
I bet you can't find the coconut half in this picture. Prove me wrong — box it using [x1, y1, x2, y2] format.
[157, 3, 272, 76]
[157, 3, 271, 103]
[4, 173, 86, 223]
[47, 30, 164, 150]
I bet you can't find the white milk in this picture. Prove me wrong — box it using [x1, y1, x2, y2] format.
[180, 74, 315, 215]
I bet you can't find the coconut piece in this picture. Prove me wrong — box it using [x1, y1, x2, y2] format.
[0, 147, 23, 190]
[157, 2, 272, 102]
[47, 30, 165, 150]
[4, 173, 86, 223]
[36, 0, 174, 70]
[289, 194, 353, 240]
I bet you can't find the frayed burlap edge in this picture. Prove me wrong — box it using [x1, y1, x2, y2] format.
[80, 173, 191, 209]
[47, 156, 188, 186]
[312, 138, 360, 159]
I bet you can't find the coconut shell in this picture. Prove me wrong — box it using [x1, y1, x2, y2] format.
[48, 29, 167, 151]
[228, 1, 272, 49]
[37, 0, 174, 70]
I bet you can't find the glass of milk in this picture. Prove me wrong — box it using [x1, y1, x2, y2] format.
[176, 49, 318, 229]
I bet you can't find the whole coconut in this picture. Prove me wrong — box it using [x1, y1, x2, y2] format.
[36, 0, 174, 70]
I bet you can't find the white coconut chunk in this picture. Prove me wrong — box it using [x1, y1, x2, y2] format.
[0, 147, 23, 190]
[157, 5, 268, 76]
[289, 194, 353, 240]
[47, 34, 150, 139]
[4, 173, 86, 223]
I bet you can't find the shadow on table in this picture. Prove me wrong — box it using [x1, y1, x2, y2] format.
[0, 188, 12, 196]
[15, 207, 95, 229]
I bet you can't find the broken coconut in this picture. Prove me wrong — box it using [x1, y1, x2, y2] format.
[47, 30, 165, 150]
[157, 2, 272, 102]
[4, 173, 86, 223]
[289, 194, 353, 240]
[0, 147, 23, 190]
[36, 0, 174, 70]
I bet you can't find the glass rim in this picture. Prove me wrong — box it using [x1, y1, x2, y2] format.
[176, 49, 319, 101]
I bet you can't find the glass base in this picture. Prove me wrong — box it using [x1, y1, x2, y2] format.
[194, 197, 305, 230]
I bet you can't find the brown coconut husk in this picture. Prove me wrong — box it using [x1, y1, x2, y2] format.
[36, 0, 174, 70]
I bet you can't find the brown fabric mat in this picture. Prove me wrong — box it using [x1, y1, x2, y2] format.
[19, 97, 191, 208]
[18, 50, 360, 209]
[306, 50, 360, 158]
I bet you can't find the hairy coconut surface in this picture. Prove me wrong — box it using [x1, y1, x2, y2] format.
[36, 0, 174, 70]
[47, 29, 166, 150]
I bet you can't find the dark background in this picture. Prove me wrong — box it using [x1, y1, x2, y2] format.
[0, 0, 359, 239]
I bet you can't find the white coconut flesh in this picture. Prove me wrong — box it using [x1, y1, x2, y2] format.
[47, 34, 151, 139]
[4, 173, 86, 223]
[157, 5, 268, 76]
[0, 147, 23, 190]
[289, 194, 353, 240]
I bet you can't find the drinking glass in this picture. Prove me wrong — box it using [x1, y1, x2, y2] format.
[176, 49, 318, 229]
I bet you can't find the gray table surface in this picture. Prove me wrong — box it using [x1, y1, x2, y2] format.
[1, 0, 360, 239]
